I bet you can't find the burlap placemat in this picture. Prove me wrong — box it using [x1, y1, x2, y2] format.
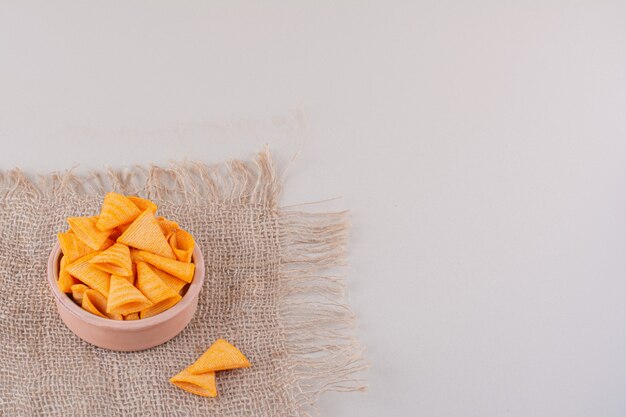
[0, 148, 366, 417]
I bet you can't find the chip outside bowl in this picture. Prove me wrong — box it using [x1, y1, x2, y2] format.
[46, 242, 205, 351]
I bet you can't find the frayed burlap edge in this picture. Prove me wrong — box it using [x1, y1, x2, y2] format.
[0, 146, 367, 417]
[0, 146, 281, 207]
[278, 209, 368, 416]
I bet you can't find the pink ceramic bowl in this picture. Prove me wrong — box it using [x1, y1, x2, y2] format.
[46, 242, 205, 351]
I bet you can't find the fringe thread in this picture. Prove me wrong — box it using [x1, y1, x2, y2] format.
[0, 146, 280, 207]
[278, 210, 368, 416]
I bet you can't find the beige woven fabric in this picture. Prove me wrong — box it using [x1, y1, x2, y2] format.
[0, 148, 366, 417]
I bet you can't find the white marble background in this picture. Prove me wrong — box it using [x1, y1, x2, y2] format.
[2, 1, 626, 416]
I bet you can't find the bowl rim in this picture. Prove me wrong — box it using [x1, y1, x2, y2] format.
[47, 242, 205, 330]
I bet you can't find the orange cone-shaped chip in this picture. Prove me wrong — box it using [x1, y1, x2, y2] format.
[67, 216, 112, 250]
[66, 252, 111, 297]
[139, 296, 182, 319]
[81, 290, 107, 318]
[135, 262, 182, 318]
[169, 229, 195, 263]
[81, 289, 122, 320]
[127, 196, 158, 214]
[134, 251, 195, 283]
[117, 222, 132, 232]
[71, 283, 89, 305]
[129, 247, 141, 263]
[157, 217, 179, 236]
[124, 312, 140, 320]
[127, 264, 136, 286]
[188, 339, 251, 374]
[57, 256, 79, 293]
[117, 210, 176, 259]
[170, 368, 217, 397]
[147, 264, 188, 294]
[108, 222, 132, 242]
[58, 231, 96, 263]
[88, 243, 133, 278]
[107, 275, 153, 315]
[96, 192, 141, 231]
